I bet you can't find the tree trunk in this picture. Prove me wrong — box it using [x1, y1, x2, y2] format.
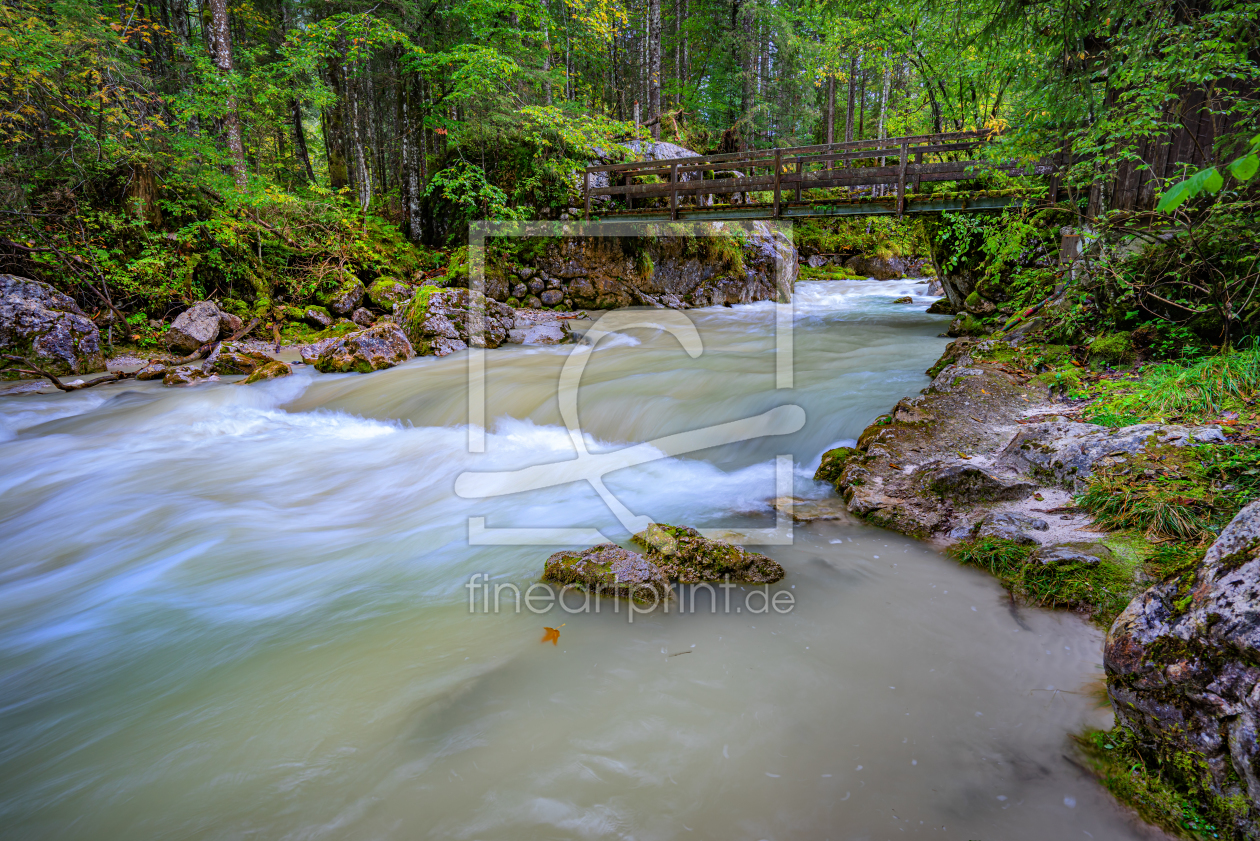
[325, 60, 350, 191]
[739, 0, 753, 148]
[826, 73, 835, 145]
[206, 0, 246, 188]
[648, 0, 661, 138]
[845, 54, 857, 143]
[291, 99, 314, 182]
[858, 50, 866, 138]
[349, 72, 372, 212]
[540, 0, 553, 105]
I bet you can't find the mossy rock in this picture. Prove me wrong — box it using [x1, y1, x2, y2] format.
[366, 276, 414, 310]
[815, 447, 855, 485]
[318, 276, 366, 316]
[632, 523, 784, 584]
[242, 360, 293, 384]
[542, 544, 671, 603]
[1089, 331, 1135, 368]
[947, 313, 989, 337]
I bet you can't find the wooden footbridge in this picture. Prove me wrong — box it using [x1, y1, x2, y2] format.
[583, 130, 1058, 222]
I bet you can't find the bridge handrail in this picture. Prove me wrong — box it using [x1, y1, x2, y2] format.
[584, 129, 999, 175]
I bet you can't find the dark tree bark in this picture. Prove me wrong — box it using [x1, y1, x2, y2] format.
[291, 99, 315, 182]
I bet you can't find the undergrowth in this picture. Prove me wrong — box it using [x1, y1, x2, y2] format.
[1084, 348, 1260, 426]
[1076, 443, 1260, 543]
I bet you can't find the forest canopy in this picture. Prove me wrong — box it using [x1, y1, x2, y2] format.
[0, 0, 1256, 322]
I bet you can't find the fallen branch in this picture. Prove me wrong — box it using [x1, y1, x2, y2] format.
[167, 342, 218, 366]
[229, 317, 261, 342]
[1, 355, 134, 392]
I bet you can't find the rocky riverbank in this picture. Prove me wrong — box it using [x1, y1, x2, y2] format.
[816, 333, 1260, 838]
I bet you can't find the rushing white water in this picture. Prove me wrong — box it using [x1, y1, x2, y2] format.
[0, 279, 1155, 840]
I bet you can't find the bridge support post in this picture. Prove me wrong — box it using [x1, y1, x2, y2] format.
[773, 149, 782, 218]
[794, 160, 802, 201]
[897, 141, 908, 217]
[670, 163, 678, 220]
[584, 170, 591, 220]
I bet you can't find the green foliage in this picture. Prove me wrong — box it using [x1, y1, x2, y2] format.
[1156, 135, 1260, 213]
[425, 161, 528, 223]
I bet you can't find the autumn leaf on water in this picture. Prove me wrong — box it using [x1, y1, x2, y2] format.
[541, 624, 565, 645]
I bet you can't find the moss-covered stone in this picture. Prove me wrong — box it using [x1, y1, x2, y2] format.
[1089, 331, 1135, 368]
[947, 313, 989, 337]
[319, 276, 366, 316]
[366, 276, 414, 310]
[542, 544, 671, 603]
[815, 446, 855, 485]
[632, 523, 784, 583]
[242, 360, 293, 383]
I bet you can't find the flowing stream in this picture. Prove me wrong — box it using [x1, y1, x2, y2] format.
[0, 279, 1154, 840]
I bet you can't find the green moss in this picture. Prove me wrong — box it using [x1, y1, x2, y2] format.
[815, 447, 855, 485]
[799, 265, 865, 281]
[964, 290, 982, 309]
[1090, 331, 1136, 368]
[1077, 726, 1252, 841]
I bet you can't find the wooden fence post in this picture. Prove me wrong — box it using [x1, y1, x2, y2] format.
[671, 162, 679, 220]
[795, 159, 802, 201]
[584, 170, 591, 220]
[897, 141, 909, 217]
[773, 149, 782, 218]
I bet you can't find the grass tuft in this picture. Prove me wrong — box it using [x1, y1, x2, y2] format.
[1078, 476, 1217, 542]
[949, 537, 1132, 623]
[1086, 348, 1260, 426]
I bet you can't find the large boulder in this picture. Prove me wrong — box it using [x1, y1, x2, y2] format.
[844, 255, 913, 280]
[366, 277, 414, 310]
[0, 274, 104, 375]
[632, 523, 785, 583]
[165, 301, 223, 353]
[401, 287, 516, 356]
[298, 337, 340, 365]
[503, 311, 576, 346]
[320, 277, 366, 316]
[312, 322, 415, 373]
[543, 544, 672, 603]
[1105, 501, 1260, 838]
[206, 342, 274, 376]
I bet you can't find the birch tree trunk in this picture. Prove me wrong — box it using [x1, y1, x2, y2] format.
[206, 0, 246, 189]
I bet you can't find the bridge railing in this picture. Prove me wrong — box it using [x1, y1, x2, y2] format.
[583, 130, 1050, 219]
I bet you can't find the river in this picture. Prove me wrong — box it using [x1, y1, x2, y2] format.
[0, 279, 1154, 839]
